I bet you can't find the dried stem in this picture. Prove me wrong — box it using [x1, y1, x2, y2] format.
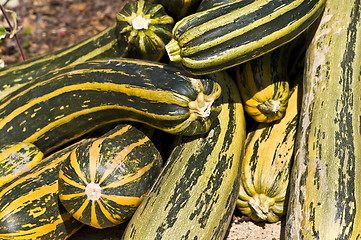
[0, 4, 26, 60]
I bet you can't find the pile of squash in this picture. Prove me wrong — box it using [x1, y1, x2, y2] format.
[1, 0, 361, 239]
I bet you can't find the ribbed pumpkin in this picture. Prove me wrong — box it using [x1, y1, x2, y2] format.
[58, 124, 163, 229]
[116, 0, 174, 62]
[0, 142, 43, 186]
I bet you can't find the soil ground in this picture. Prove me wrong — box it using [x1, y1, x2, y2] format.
[0, 0, 285, 239]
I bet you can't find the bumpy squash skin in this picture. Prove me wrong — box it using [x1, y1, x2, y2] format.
[0, 141, 85, 240]
[237, 82, 301, 223]
[0, 58, 222, 155]
[285, 0, 361, 238]
[0, 142, 43, 186]
[166, 0, 326, 75]
[122, 70, 246, 240]
[58, 124, 163, 229]
[116, 1, 174, 62]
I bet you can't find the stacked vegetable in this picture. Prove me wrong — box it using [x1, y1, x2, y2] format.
[1, 0, 360, 239]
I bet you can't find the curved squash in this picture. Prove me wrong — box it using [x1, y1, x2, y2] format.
[0, 58, 222, 154]
[58, 124, 163, 229]
[0, 2, 174, 100]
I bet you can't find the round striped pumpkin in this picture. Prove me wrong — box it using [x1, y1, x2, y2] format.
[58, 124, 163, 229]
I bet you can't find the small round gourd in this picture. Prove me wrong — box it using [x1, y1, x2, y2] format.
[58, 124, 163, 229]
[116, 0, 174, 61]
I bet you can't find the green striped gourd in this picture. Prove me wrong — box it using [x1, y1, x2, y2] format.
[0, 141, 84, 240]
[0, 58, 222, 155]
[116, 0, 174, 62]
[145, 0, 202, 21]
[122, 70, 247, 239]
[166, 0, 326, 74]
[58, 124, 163, 229]
[0, 1, 173, 100]
[236, 47, 290, 123]
[237, 82, 301, 223]
[285, 0, 361, 238]
[0, 142, 43, 186]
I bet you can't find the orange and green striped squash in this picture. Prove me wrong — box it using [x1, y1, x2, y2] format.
[58, 124, 163, 229]
[236, 47, 290, 123]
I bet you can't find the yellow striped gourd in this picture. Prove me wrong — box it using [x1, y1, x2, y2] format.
[166, 0, 326, 74]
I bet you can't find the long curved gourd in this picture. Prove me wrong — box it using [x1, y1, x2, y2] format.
[166, 0, 326, 74]
[0, 58, 222, 154]
[58, 124, 163, 229]
[0, 142, 43, 186]
[122, 70, 246, 239]
[285, 0, 361, 238]
[0, 1, 173, 100]
[237, 82, 301, 223]
[236, 47, 290, 123]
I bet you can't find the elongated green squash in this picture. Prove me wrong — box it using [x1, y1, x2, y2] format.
[58, 124, 163, 229]
[116, 0, 174, 62]
[0, 58, 221, 155]
[122, 70, 246, 239]
[0, 140, 85, 240]
[237, 82, 301, 223]
[236, 47, 290, 123]
[0, 1, 173, 100]
[0, 142, 43, 186]
[285, 0, 361, 238]
[166, 0, 326, 74]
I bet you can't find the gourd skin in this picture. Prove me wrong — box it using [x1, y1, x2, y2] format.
[0, 142, 43, 186]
